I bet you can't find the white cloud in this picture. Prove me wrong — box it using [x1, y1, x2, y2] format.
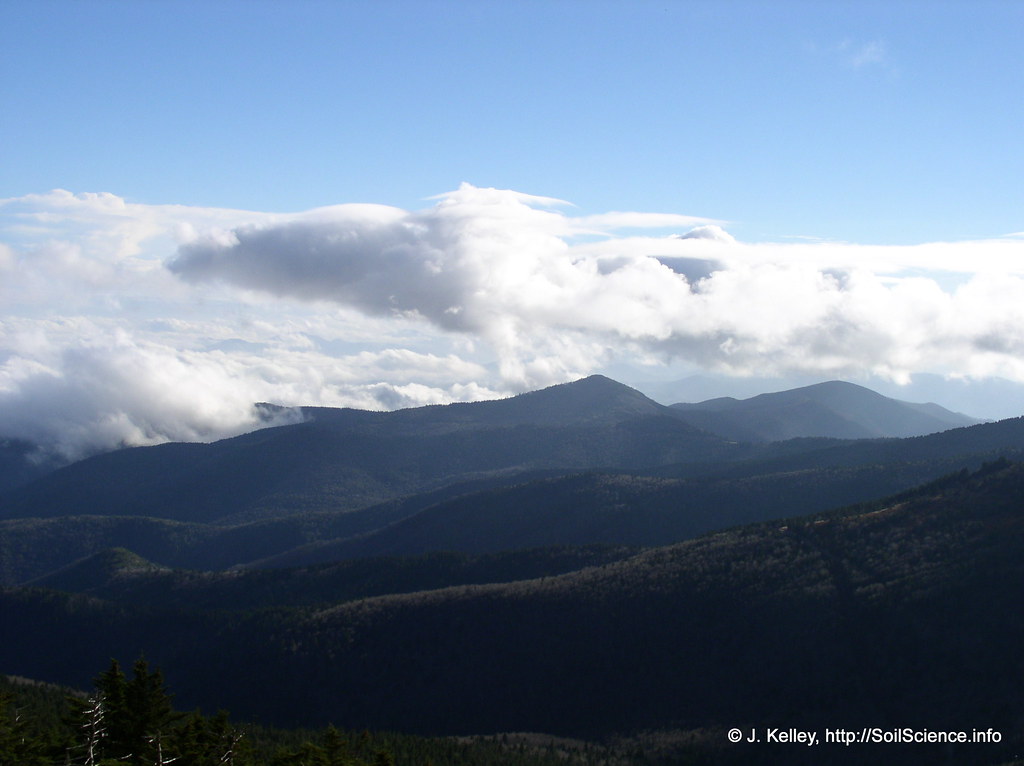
[3, 183, 1024, 459]
[0, 323, 502, 462]
[169, 184, 1024, 385]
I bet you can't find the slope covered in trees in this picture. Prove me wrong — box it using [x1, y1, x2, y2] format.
[27, 545, 640, 610]
[670, 379, 980, 441]
[0, 376, 732, 524]
[6, 413, 1024, 584]
[5, 376, 999, 528]
[2, 462, 1023, 764]
[258, 459, 976, 564]
[2, 661, 624, 766]
[3, 377, 1024, 765]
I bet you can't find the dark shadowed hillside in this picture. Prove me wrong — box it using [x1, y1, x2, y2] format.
[0, 376, 733, 524]
[25, 545, 641, 610]
[256, 461, 959, 565]
[671, 380, 980, 441]
[1, 461, 1022, 765]
[257, 412, 1024, 568]
[4, 379, 1024, 584]
[0, 474, 574, 585]
[23, 546, 168, 592]
[0, 439, 62, 494]
[249, 462, 1024, 750]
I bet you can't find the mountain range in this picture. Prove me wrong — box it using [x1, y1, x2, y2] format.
[0, 376, 1007, 579]
[1, 375, 1022, 764]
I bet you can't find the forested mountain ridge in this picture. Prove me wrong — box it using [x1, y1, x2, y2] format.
[254, 461, 959, 565]
[670, 379, 981, 441]
[2, 378, 1024, 585]
[3, 374, 1024, 766]
[0, 376, 734, 524]
[0, 375, 986, 524]
[1, 460, 1022, 764]
[0, 448, 998, 584]
[24, 544, 641, 610]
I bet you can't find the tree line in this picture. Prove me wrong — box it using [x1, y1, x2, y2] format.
[1, 658, 625, 766]
[1, 657, 394, 766]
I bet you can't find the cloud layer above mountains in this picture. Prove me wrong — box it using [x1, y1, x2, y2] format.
[2, 184, 1024, 459]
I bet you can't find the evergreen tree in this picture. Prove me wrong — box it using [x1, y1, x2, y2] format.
[322, 725, 352, 766]
[174, 710, 250, 766]
[0, 691, 49, 766]
[123, 657, 178, 766]
[93, 659, 129, 759]
[67, 657, 181, 766]
[174, 712, 206, 765]
[270, 740, 328, 766]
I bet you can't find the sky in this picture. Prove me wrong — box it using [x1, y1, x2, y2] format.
[1, 0, 1023, 460]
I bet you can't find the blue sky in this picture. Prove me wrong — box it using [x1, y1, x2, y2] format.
[2, 1, 1024, 458]
[4, 0, 1021, 242]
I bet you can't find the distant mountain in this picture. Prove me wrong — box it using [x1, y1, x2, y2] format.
[633, 370, 1024, 421]
[670, 380, 980, 441]
[0, 376, 733, 524]
[251, 411, 1024, 568]
[5, 380, 1024, 583]
[2, 461, 1022, 765]
[383, 373, 671, 428]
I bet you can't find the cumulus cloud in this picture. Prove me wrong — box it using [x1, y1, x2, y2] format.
[3, 183, 1024, 459]
[169, 183, 1024, 385]
[172, 203, 473, 329]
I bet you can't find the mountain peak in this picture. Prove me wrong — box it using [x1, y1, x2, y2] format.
[545, 374, 652, 401]
[671, 379, 981, 441]
[494, 375, 668, 425]
[388, 375, 671, 430]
